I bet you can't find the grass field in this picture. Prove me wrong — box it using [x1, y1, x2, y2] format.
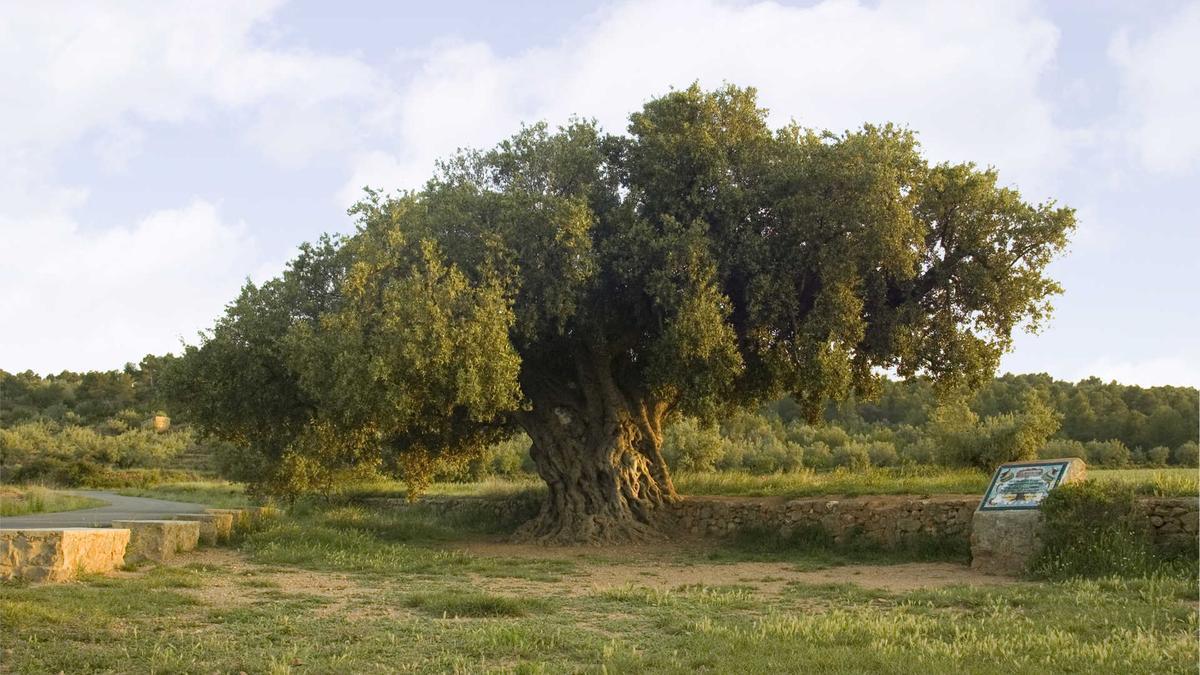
[99, 467, 1197, 513]
[0, 485, 106, 517]
[331, 466, 1200, 502]
[113, 480, 252, 508]
[1, 502, 1196, 673]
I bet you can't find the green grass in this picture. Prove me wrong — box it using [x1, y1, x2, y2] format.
[675, 467, 989, 497]
[105, 465, 1195, 512]
[404, 590, 549, 618]
[245, 503, 575, 581]
[312, 466, 1197, 502]
[706, 524, 970, 568]
[1090, 468, 1199, 497]
[2, 499, 1195, 673]
[113, 480, 252, 507]
[343, 475, 547, 500]
[0, 485, 106, 516]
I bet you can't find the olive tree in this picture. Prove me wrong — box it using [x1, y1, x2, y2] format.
[167, 85, 1074, 542]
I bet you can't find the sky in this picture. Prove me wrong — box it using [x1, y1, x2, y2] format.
[1, 0, 1197, 387]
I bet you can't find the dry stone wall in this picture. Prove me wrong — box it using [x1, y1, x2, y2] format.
[666, 495, 976, 549]
[376, 493, 1198, 553]
[1138, 497, 1199, 553]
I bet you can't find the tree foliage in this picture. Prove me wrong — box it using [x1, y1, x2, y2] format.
[163, 85, 1076, 541]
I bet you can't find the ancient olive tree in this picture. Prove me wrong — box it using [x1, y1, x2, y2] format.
[165, 85, 1074, 542]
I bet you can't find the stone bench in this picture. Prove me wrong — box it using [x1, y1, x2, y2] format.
[111, 520, 200, 563]
[204, 508, 251, 533]
[173, 512, 234, 545]
[0, 528, 130, 582]
[205, 506, 281, 534]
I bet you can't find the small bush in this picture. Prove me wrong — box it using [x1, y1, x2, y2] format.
[662, 418, 730, 472]
[1084, 439, 1131, 468]
[1146, 446, 1171, 467]
[1173, 441, 1199, 468]
[865, 441, 899, 467]
[1031, 481, 1154, 579]
[1038, 438, 1086, 461]
[831, 445, 869, 470]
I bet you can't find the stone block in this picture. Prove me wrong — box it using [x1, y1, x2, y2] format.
[0, 528, 130, 582]
[970, 509, 1043, 575]
[1183, 511, 1199, 535]
[111, 520, 200, 563]
[173, 512, 234, 545]
[205, 508, 251, 531]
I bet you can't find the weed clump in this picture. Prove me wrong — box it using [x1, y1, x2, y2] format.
[1031, 481, 1194, 579]
[403, 591, 546, 618]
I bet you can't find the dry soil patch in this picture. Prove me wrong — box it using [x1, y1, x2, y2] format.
[460, 540, 1015, 594]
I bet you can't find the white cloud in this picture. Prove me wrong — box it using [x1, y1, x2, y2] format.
[1109, 1, 1200, 173]
[342, 0, 1072, 203]
[0, 200, 258, 373]
[0, 2, 389, 372]
[1077, 356, 1200, 389]
[0, 1, 385, 170]
[337, 150, 418, 207]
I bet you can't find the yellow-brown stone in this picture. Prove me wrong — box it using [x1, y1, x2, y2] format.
[0, 528, 130, 582]
[111, 520, 200, 563]
[173, 512, 234, 544]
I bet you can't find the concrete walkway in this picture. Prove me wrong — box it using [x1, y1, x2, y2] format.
[0, 491, 208, 528]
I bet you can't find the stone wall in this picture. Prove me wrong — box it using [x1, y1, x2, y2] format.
[1137, 497, 1199, 553]
[374, 493, 1198, 553]
[665, 495, 976, 550]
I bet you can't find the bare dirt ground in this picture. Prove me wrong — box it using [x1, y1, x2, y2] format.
[118, 541, 1015, 612]
[459, 540, 1016, 595]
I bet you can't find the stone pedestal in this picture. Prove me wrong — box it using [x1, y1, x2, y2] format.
[111, 520, 200, 563]
[970, 457, 1086, 575]
[0, 528, 130, 582]
[970, 510, 1043, 574]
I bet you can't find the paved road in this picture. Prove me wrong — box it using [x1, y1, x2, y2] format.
[0, 491, 209, 529]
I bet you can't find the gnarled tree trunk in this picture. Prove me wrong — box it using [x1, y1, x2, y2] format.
[512, 344, 679, 544]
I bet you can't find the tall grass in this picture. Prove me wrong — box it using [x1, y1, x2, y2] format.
[1090, 468, 1199, 497]
[113, 480, 250, 508]
[674, 467, 990, 497]
[0, 485, 106, 516]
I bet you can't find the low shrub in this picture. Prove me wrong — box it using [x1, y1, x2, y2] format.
[831, 445, 870, 470]
[1146, 446, 1171, 467]
[1031, 481, 1157, 579]
[1038, 438, 1086, 460]
[7, 458, 200, 489]
[1084, 439, 1132, 468]
[1173, 441, 1199, 468]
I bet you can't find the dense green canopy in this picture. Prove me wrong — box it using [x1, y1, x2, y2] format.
[165, 85, 1074, 540]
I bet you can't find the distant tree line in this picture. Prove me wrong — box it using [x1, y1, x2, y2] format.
[2, 363, 1197, 487]
[812, 373, 1198, 453]
[0, 355, 173, 428]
